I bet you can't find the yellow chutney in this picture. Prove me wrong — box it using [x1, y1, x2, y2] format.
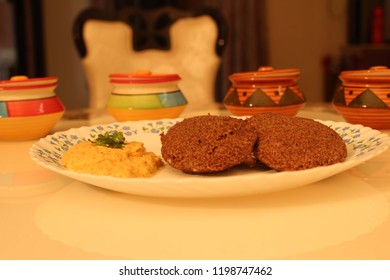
[61, 141, 163, 178]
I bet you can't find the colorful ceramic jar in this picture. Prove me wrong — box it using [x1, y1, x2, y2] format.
[333, 66, 390, 129]
[107, 72, 187, 121]
[0, 76, 65, 141]
[224, 66, 306, 116]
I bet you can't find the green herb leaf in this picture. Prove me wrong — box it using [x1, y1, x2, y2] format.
[89, 131, 126, 149]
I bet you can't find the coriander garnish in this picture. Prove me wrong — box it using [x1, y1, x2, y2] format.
[89, 131, 126, 149]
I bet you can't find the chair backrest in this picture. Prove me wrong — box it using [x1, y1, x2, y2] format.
[73, 6, 227, 112]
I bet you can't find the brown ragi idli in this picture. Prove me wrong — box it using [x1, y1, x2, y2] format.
[160, 115, 257, 173]
[247, 112, 347, 171]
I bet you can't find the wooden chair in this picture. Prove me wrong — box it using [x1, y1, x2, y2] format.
[72, 6, 227, 113]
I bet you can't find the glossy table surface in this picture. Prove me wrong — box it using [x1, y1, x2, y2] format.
[1, 104, 390, 260]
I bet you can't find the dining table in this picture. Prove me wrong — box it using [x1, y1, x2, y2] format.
[1, 102, 390, 261]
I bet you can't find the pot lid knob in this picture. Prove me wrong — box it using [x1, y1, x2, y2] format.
[134, 70, 152, 75]
[10, 75, 28, 81]
[369, 66, 388, 70]
[258, 66, 274, 72]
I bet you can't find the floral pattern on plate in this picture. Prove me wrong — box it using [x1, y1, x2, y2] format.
[329, 124, 384, 157]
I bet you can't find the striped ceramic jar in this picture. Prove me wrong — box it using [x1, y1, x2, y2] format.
[0, 76, 64, 140]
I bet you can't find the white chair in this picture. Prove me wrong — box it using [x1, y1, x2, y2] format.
[72, 6, 227, 114]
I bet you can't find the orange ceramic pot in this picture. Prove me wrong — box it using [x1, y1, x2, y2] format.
[333, 66, 390, 129]
[224, 66, 306, 116]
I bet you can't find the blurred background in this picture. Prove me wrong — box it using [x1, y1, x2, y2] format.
[1, 0, 389, 111]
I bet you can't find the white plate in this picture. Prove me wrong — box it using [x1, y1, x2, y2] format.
[30, 119, 390, 198]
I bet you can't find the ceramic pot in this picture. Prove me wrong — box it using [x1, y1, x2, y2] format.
[333, 66, 390, 129]
[107, 72, 187, 121]
[224, 66, 306, 116]
[0, 76, 65, 141]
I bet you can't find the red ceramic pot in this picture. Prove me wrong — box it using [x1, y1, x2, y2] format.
[0, 76, 65, 140]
